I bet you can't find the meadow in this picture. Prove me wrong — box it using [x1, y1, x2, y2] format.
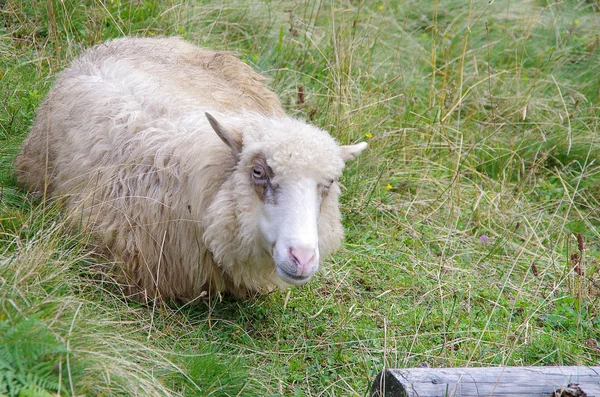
[1, 0, 599, 395]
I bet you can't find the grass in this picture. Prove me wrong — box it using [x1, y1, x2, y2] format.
[1, 0, 600, 395]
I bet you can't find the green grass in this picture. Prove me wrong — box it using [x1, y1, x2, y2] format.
[1, 0, 600, 395]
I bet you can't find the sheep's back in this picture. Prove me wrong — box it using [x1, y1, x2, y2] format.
[74, 36, 285, 116]
[16, 36, 285, 195]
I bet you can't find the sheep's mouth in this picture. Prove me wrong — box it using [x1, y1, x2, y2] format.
[276, 267, 312, 285]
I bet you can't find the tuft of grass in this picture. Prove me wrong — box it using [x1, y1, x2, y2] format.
[1, 0, 600, 395]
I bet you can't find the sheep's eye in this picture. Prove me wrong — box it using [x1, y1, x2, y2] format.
[252, 166, 266, 180]
[323, 179, 335, 190]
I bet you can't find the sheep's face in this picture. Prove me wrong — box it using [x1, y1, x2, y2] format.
[249, 153, 330, 284]
[206, 112, 367, 286]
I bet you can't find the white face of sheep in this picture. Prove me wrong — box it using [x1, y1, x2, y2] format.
[206, 113, 367, 285]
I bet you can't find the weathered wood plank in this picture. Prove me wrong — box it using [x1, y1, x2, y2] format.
[370, 366, 600, 397]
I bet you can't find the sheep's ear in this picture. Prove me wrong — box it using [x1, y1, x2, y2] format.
[340, 142, 367, 162]
[205, 112, 243, 157]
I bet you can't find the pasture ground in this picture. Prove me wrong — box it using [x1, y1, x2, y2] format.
[1, 0, 599, 395]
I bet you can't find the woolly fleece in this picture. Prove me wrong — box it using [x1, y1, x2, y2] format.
[15, 36, 358, 301]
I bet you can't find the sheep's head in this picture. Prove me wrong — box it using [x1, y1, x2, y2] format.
[205, 112, 367, 286]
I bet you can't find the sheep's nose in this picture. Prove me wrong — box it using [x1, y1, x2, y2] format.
[289, 246, 317, 276]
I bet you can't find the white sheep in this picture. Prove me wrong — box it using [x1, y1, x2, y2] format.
[15, 37, 367, 301]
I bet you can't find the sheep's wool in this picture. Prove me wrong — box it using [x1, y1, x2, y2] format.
[15, 37, 360, 301]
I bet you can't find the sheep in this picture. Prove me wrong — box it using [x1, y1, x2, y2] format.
[15, 36, 367, 301]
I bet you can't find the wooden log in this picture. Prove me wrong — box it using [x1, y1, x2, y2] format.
[370, 366, 600, 397]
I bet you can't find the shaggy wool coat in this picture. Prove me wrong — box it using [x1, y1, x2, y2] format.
[16, 37, 352, 301]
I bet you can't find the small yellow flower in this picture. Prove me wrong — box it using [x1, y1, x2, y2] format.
[386, 183, 393, 190]
[365, 132, 373, 138]
[575, 19, 580, 25]
[377, 5, 383, 11]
